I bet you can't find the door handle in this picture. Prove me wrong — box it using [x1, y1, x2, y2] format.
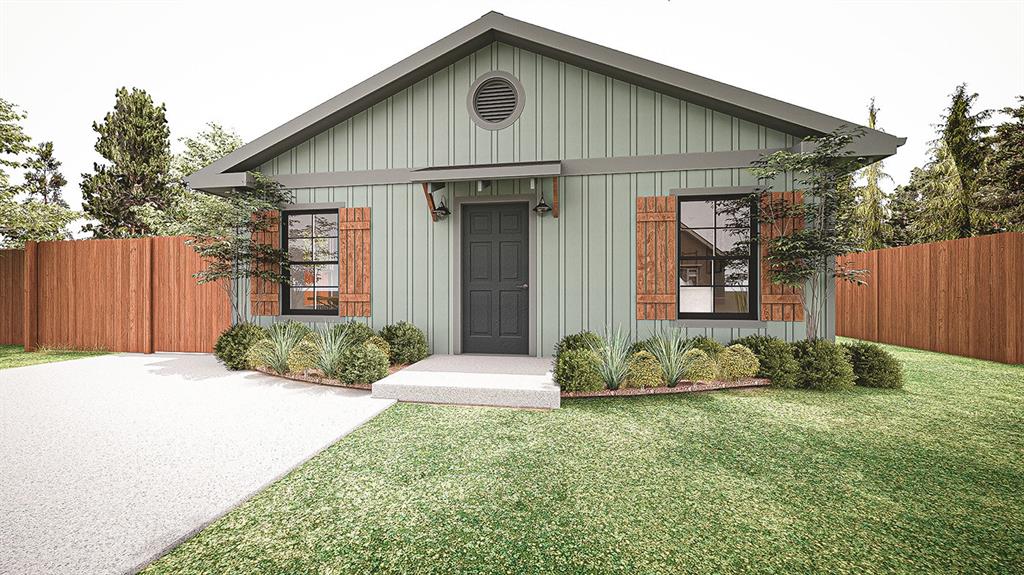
[517, 283, 529, 289]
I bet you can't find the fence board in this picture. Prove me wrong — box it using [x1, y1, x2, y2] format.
[1, 249, 24, 345]
[152, 236, 231, 353]
[836, 232, 1024, 364]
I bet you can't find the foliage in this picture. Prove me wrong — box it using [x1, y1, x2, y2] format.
[747, 128, 867, 340]
[887, 181, 924, 247]
[850, 100, 893, 250]
[306, 324, 359, 379]
[379, 321, 428, 365]
[0, 98, 32, 191]
[641, 329, 693, 387]
[843, 341, 904, 389]
[20, 142, 68, 206]
[687, 335, 724, 358]
[716, 344, 760, 381]
[337, 342, 389, 385]
[553, 331, 602, 360]
[681, 348, 717, 381]
[341, 321, 377, 346]
[287, 339, 319, 374]
[979, 97, 1024, 232]
[731, 335, 799, 388]
[628, 336, 656, 356]
[366, 335, 391, 360]
[553, 348, 604, 392]
[791, 339, 855, 391]
[246, 322, 308, 375]
[587, 326, 631, 391]
[908, 142, 975, 242]
[213, 323, 268, 371]
[0, 192, 78, 248]
[624, 351, 662, 389]
[170, 122, 243, 181]
[940, 83, 991, 237]
[81, 87, 175, 238]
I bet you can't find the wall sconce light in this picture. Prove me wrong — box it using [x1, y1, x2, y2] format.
[432, 197, 451, 219]
[532, 197, 551, 215]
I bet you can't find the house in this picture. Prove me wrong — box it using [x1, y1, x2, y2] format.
[188, 11, 903, 357]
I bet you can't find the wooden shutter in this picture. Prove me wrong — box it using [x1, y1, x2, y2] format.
[636, 196, 677, 320]
[338, 207, 371, 317]
[250, 210, 281, 317]
[760, 191, 804, 321]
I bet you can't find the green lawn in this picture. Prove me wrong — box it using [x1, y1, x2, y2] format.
[0, 344, 107, 370]
[144, 341, 1024, 574]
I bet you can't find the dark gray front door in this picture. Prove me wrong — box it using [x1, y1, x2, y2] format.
[462, 202, 529, 354]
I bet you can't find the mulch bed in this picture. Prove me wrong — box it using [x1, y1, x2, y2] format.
[561, 377, 770, 399]
[254, 364, 408, 391]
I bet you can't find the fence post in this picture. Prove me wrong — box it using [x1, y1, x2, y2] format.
[23, 241, 38, 352]
[143, 236, 154, 354]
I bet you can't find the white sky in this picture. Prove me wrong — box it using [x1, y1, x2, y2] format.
[2, 0, 1022, 213]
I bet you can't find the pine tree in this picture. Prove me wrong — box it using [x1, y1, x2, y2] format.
[80, 87, 173, 238]
[851, 99, 892, 250]
[21, 142, 68, 207]
[978, 97, 1024, 232]
[939, 84, 991, 237]
[887, 180, 923, 246]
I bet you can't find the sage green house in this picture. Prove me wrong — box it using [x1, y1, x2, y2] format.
[188, 11, 903, 357]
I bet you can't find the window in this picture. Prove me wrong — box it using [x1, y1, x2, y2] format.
[677, 195, 757, 319]
[282, 210, 339, 315]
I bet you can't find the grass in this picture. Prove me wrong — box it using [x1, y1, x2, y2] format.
[143, 341, 1024, 574]
[0, 344, 107, 370]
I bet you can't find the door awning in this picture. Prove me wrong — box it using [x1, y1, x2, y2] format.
[409, 160, 561, 183]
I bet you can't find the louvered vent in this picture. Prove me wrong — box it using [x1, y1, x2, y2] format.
[473, 78, 518, 124]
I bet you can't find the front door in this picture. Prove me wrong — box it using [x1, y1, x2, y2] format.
[462, 202, 529, 354]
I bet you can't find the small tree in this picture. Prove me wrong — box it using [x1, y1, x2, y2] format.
[0, 98, 32, 192]
[171, 122, 243, 181]
[20, 141, 68, 206]
[0, 190, 78, 247]
[748, 128, 867, 340]
[851, 100, 893, 250]
[939, 83, 991, 238]
[979, 97, 1024, 232]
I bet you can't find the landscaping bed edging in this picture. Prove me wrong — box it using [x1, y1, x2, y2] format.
[561, 377, 770, 398]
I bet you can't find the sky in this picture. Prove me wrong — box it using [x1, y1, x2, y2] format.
[1, 0, 1022, 214]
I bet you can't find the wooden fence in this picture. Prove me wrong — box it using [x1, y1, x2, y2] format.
[836, 232, 1023, 364]
[2, 237, 230, 353]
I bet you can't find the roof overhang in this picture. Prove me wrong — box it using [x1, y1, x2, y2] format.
[188, 11, 905, 192]
[409, 161, 561, 184]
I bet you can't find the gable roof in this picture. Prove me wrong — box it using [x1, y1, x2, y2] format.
[189, 11, 904, 191]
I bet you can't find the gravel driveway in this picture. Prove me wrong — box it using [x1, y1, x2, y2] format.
[0, 353, 395, 575]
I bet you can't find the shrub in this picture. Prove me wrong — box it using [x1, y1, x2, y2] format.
[554, 331, 602, 360]
[716, 344, 760, 381]
[287, 339, 319, 374]
[731, 335, 799, 388]
[246, 322, 308, 374]
[379, 321, 429, 364]
[688, 335, 725, 358]
[588, 326, 632, 391]
[306, 325, 359, 379]
[213, 323, 268, 370]
[340, 321, 376, 345]
[628, 337, 656, 356]
[337, 342, 390, 385]
[682, 348, 717, 381]
[553, 349, 604, 392]
[366, 335, 391, 360]
[282, 320, 312, 339]
[624, 351, 662, 389]
[843, 341, 904, 389]
[642, 329, 692, 387]
[791, 339, 855, 391]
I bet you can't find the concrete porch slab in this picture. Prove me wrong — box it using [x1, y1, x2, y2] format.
[372, 355, 560, 409]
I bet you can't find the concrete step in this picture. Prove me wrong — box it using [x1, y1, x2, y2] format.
[372, 357, 560, 409]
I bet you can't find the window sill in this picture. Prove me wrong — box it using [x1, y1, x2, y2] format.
[674, 319, 767, 328]
[272, 314, 345, 321]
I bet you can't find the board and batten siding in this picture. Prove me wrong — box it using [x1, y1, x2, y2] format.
[245, 41, 827, 355]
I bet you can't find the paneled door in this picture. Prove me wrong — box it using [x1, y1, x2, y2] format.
[462, 203, 529, 354]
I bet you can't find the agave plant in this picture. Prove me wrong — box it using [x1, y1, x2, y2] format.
[587, 325, 631, 391]
[643, 328, 694, 387]
[308, 323, 357, 379]
[246, 321, 309, 374]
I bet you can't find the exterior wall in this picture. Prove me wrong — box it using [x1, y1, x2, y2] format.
[247, 41, 833, 355]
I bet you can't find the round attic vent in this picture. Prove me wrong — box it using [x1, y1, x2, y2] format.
[468, 72, 525, 130]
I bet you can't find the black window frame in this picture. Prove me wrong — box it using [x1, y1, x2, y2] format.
[676, 194, 759, 320]
[280, 208, 340, 316]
